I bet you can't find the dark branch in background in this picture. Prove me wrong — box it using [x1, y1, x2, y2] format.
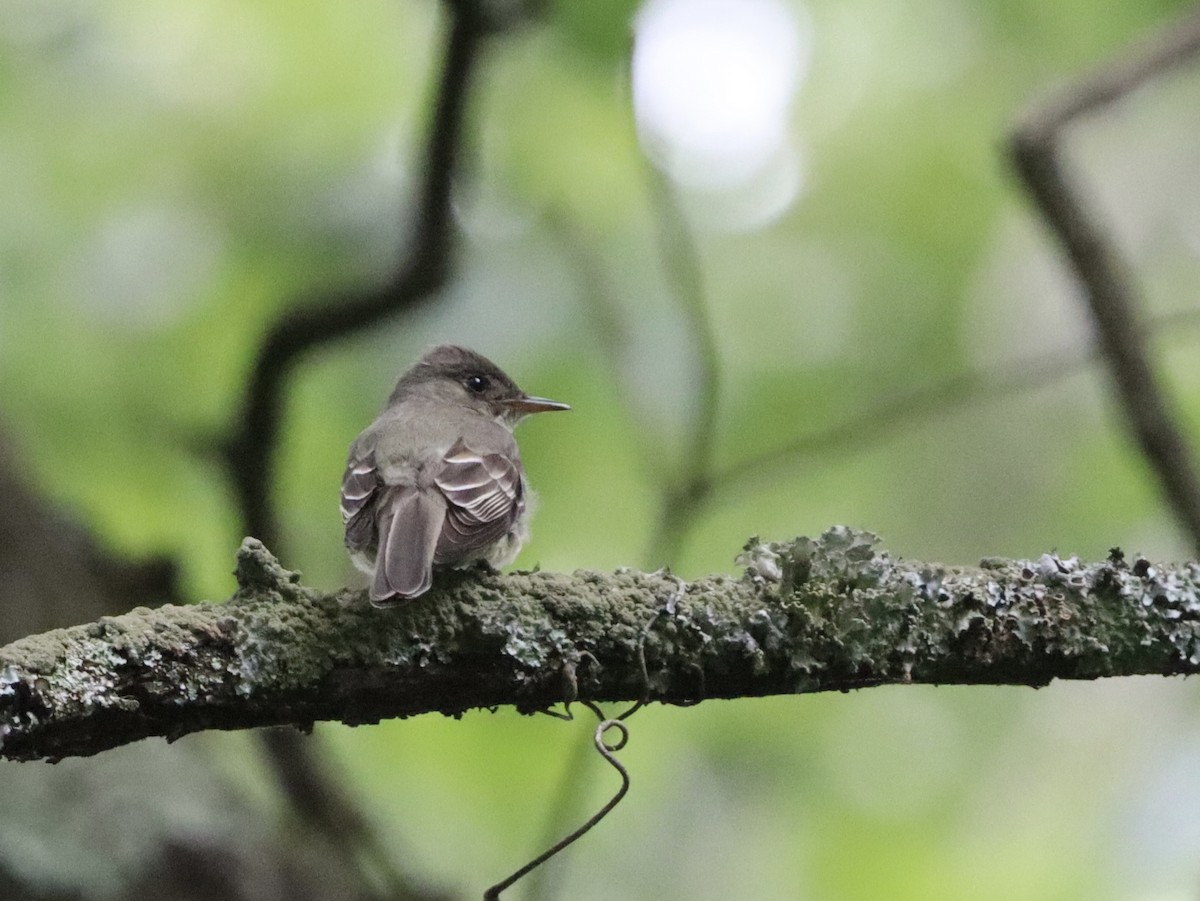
[0, 427, 394, 901]
[1009, 8, 1200, 556]
[221, 1, 488, 546]
[213, 3, 495, 899]
[549, 211, 663, 489]
[585, 8, 1200, 563]
[558, 201, 1200, 559]
[551, 179, 723, 567]
[5, 530, 1200, 764]
[703, 308, 1200, 508]
[253, 727, 452, 901]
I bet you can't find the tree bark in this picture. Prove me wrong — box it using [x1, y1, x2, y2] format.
[3, 527, 1199, 763]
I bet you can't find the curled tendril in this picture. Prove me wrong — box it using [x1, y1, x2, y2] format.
[596, 717, 630, 754]
[483, 710, 632, 900]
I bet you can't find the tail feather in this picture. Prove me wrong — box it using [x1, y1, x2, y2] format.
[371, 486, 446, 604]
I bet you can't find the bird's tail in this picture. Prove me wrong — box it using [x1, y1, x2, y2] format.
[371, 485, 446, 604]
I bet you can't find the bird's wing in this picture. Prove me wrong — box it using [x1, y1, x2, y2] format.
[340, 433, 521, 603]
[340, 449, 380, 553]
[433, 438, 524, 564]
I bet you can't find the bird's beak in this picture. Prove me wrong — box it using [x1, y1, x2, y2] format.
[505, 395, 571, 415]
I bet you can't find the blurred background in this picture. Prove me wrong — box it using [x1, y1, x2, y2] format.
[3, 0, 1200, 898]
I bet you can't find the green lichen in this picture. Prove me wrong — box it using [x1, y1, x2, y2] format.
[231, 537, 313, 604]
[731, 529, 1200, 689]
[5, 530, 1200, 761]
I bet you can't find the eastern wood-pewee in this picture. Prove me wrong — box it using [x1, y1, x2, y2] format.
[341, 344, 569, 604]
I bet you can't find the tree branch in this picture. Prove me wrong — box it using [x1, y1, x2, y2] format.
[210, 6, 494, 893]
[642, 171, 723, 569]
[4, 528, 1200, 763]
[221, 1, 489, 547]
[1009, 8, 1200, 555]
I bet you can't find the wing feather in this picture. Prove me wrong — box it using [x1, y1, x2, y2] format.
[433, 439, 523, 565]
[341, 455, 380, 554]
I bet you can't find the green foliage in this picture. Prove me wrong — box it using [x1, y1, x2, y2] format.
[550, 0, 640, 64]
[3, 0, 1200, 896]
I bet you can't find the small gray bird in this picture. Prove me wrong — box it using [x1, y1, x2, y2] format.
[341, 345, 569, 604]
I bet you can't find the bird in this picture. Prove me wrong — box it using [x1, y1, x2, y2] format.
[340, 344, 569, 604]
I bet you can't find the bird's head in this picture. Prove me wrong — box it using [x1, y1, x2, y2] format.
[390, 344, 570, 426]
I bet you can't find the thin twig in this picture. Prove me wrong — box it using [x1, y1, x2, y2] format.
[546, 211, 664, 484]
[483, 718, 631, 900]
[1009, 8, 1200, 556]
[554, 173, 1200, 563]
[642, 171, 722, 567]
[520, 727, 596, 901]
[550, 185, 723, 567]
[711, 308, 1200, 502]
[651, 307, 1200, 559]
[646, 171, 720, 481]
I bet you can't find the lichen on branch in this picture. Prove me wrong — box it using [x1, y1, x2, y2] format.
[3, 528, 1200, 763]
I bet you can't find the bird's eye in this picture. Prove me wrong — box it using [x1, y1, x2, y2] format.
[465, 375, 489, 393]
